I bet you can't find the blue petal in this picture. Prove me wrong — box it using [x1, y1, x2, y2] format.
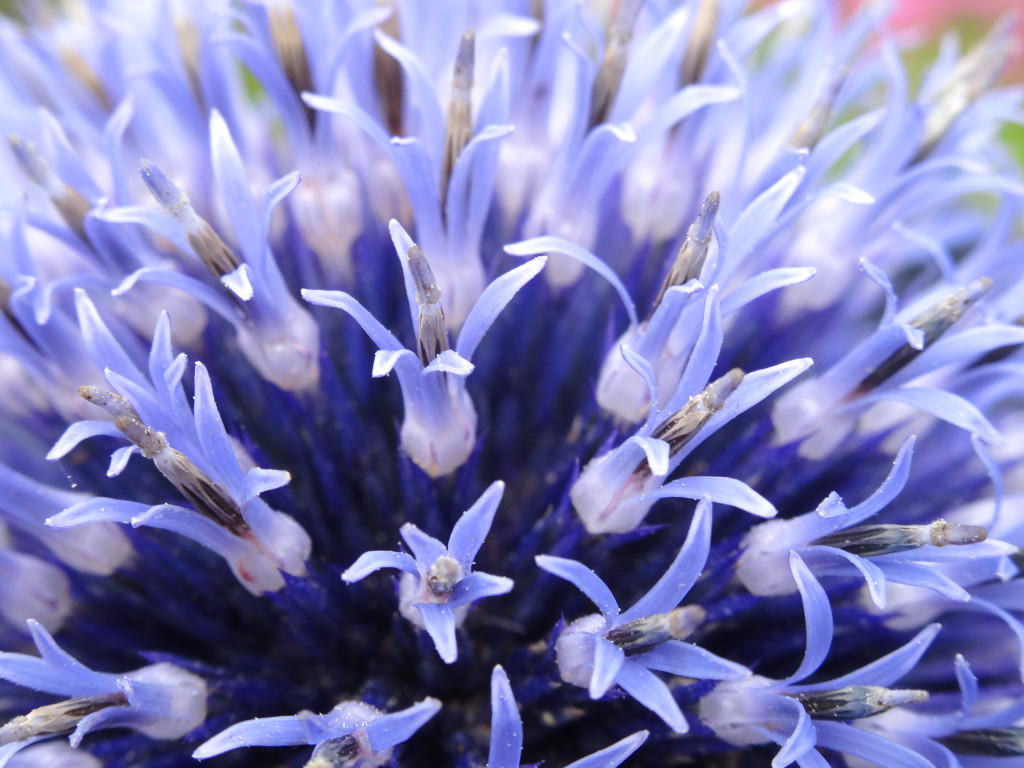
[857, 388, 1002, 445]
[364, 698, 441, 753]
[47, 421, 124, 461]
[415, 603, 459, 664]
[535, 555, 619, 625]
[47, 497, 150, 527]
[0, 620, 115, 698]
[590, 637, 625, 699]
[613, 659, 687, 734]
[640, 476, 776, 519]
[800, 545, 887, 609]
[721, 268, 817, 317]
[208, 110, 263, 269]
[301, 290, 406, 355]
[771, 700, 815, 768]
[192, 714, 318, 758]
[638, 641, 750, 681]
[562, 730, 649, 768]
[623, 436, 670, 478]
[790, 623, 940, 692]
[505, 238, 639, 328]
[620, 499, 712, 623]
[448, 572, 514, 607]
[448, 481, 505, 567]
[488, 666, 523, 768]
[813, 722, 934, 768]
[342, 551, 419, 583]
[74, 290, 145, 387]
[455, 258, 547, 362]
[399, 523, 448, 565]
[782, 552, 833, 684]
[840, 436, 915, 527]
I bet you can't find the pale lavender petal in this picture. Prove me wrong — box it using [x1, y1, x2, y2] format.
[192, 714, 317, 758]
[562, 730, 649, 768]
[488, 666, 523, 768]
[620, 499, 712, 623]
[855, 388, 1001, 444]
[771, 701, 815, 768]
[536, 555, 619, 624]
[342, 551, 419, 582]
[781, 552, 832, 684]
[638, 641, 750, 681]
[47, 421, 124, 461]
[813, 722, 934, 768]
[505, 238, 639, 328]
[364, 698, 442, 752]
[640, 476, 775, 519]
[455, 258, 547, 362]
[416, 603, 459, 664]
[448, 481, 506, 567]
[589, 637, 625, 699]
[613, 659, 687, 734]
[790, 623, 940, 692]
[400, 523, 448, 565]
[448, 572, 514, 607]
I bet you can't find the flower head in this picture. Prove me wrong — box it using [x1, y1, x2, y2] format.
[0, 1, 1022, 768]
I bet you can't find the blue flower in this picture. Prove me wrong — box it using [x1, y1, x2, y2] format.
[342, 480, 513, 663]
[0, 0, 1021, 767]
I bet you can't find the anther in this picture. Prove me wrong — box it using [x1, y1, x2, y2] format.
[426, 555, 462, 595]
[649, 191, 719, 314]
[589, 0, 642, 129]
[939, 727, 1024, 757]
[139, 160, 242, 279]
[79, 388, 251, 535]
[643, 368, 743, 468]
[855, 277, 991, 393]
[268, 2, 315, 124]
[812, 519, 986, 557]
[605, 605, 705, 656]
[0, 693, 128, 745]
[373, 2, 404, 137]
[913, 24, 1011, 163]
[305, 734, 362, 768]
[679, 0, 720, 87]
[58, 46, 112, 109]
[788, 68, 848, 151]
[440, 29, 475, 210]
[77, 386, 139, 421]
[791, 686, 928, 720]
[8, 134, 91, 240]
[407, 245, 450, 365]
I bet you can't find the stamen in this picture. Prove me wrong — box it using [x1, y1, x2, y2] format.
[78, 387, 250, 535]
[788, 68, 847, 151]
[812, 519, 987, 557]
[173, 12, 202, 100]
[855, 277, 990, 393]
[605, 605, 705, 656]
[649, 191, 719, 314]
[373, 2, 404, 137]
[7, 134, 91, 240]
[407, 244, 450, 365]
[139, 159, 243, 279]
[268, 2, 315, 123]
[440, 29, 475, 209]
[305, 734, 362, 768]
[58, 46, 111, 109]
[939, 727, 1024, 757]
[645, 368, 743, 463]
[589, 0, 642, 129]
[0, 693, 128, 745]
[791, 686, 928, 719]
[679, 0, 719, 87]
[77, 385, 139, 420]
[913, 24, 1011, 163]
[426, 555, 462, 595]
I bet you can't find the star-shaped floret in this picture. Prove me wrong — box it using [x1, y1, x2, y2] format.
[342, 481, 513, 663]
